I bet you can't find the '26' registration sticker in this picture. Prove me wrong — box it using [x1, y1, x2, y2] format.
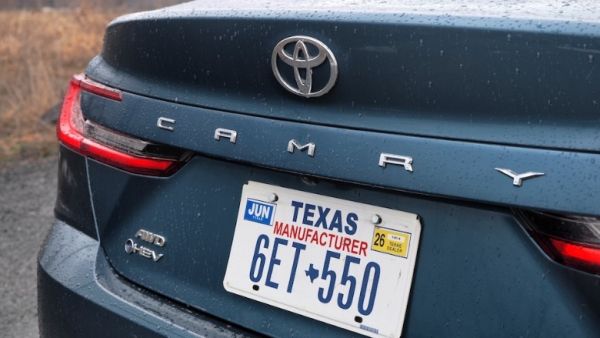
[371, 227, 411, 258]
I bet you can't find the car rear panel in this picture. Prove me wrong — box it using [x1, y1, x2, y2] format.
[70, 1, 600, 337]
[87, 153, 600, 337]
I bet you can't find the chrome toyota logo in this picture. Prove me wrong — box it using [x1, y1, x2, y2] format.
[271, 36, 338, 98]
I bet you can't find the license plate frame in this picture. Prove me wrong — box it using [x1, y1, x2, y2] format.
[223, 181, 421, 338]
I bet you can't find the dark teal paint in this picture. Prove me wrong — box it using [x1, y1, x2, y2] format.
[87, 155, 600, 338]
[83, 92, 600, 216]
[88, 14, 600, 151]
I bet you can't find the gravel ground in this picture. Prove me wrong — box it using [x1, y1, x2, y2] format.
[0, 156, 58, 338]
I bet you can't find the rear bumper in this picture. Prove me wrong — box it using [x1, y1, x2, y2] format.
[37, 221, 256, 338]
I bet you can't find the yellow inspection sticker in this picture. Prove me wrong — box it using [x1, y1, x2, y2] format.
[371, 227, 412, 258]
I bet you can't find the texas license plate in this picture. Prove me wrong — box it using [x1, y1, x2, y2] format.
[223, 181, 421, 338]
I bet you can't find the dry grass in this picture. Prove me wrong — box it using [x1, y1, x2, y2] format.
[0, 6, 120, 163]
[0, 0, 185, 164]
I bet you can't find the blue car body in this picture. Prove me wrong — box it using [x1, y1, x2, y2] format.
[39, 1, 600, 337]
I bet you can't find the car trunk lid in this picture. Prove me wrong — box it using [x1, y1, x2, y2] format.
[87, 1, 600, 152]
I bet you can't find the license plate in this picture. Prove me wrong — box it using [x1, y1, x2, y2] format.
[224, 182, 421, 338]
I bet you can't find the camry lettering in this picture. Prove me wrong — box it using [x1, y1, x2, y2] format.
[156, 125, 549, 185]
[378, 153, 414, 172]
[287, 139, 316, 157]
[156, 124, 421, 172]
[214, 128, 237, 143]
[495, 168, 544, 187]
[157, 117, 175, 131]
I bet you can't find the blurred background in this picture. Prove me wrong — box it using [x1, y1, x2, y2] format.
[0, 0, 184, 165]
[0, 1, 186, 337]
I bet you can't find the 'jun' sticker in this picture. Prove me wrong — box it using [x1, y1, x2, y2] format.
[244, 199, 276, 226]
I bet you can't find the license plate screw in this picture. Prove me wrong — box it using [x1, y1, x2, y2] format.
[371, 214, 382, 224]
[268, 193, 279, 203]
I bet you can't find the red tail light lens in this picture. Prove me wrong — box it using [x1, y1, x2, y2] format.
[547, 238, 600, 273]
[57, 74, 188, 176]
[77, 74, 123, 101]
[516, 210, 600, 275]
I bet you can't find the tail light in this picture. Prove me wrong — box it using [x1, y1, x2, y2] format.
[516, 210, 600, 275]
[57, 74, 189, 176]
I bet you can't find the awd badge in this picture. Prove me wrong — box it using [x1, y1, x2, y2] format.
[125, 229, 166, 262]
